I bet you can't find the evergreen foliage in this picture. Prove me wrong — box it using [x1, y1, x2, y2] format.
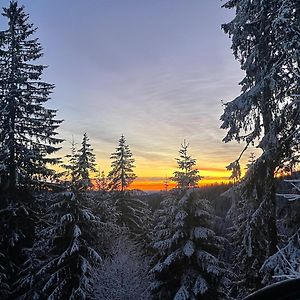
[62, 134, 96, 188]
[261, 179, 300, 284]
[14, 206, 48, 300]
[0, 251, 10, 299]
[0, 0, 62, 190]
[226, 160, 241, 184]
[36, 187, 102, 299]
[221, 0, 300, 293]
[108, 135, 137, 192]
[261, 230, 300, 284]
[277, 180, 300, 202]
[0, 190, 38, 299]
[223, 176, 269, 298]
[0, 2, 62, 297]
[111, 190, 151, 240]
[107, 135, 149, 237]
[76, 133, 96, 187]
[14, 140, 100, 299]
[150, 189, 229, 299]
[0, 1, 299, 299]
[172, 141, 201, 190]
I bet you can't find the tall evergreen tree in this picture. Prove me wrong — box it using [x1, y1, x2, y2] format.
[0, 0, 62, 190]
[36, 188, 102, 299]
[172, 140, 201, 190]
[108, 135, 136, 192]
[223, 181, 268, 298]
[61, 134, 96, 188]
[0, 2, 61, 297]
[62, 134, 96, 188]
[221, 0, 300, 293]
[108, 136, 150, 237]
[33, 144, 102, 299]
[150, 190, 229, 299]
[76, 133, 96, 187]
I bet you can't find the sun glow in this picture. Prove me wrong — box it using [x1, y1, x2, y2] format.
[52, 158, 233, 191]
[129, 176, 231, 191]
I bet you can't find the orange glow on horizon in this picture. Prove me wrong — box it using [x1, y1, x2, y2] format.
[52, 160, 233, 191]
[129, 177, 231, 191]
[89, 177, 231, 191]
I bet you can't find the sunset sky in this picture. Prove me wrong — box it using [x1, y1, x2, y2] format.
[3, 0, 261, 190]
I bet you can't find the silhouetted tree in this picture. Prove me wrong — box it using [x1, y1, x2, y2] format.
[0, 1, 62, 190]
[0, 2, 61, 297]
[108, 135, 136, 192]
[221, 0, 300, 294]
[172, 140, 201, 190]
[76, 133, 96, 188]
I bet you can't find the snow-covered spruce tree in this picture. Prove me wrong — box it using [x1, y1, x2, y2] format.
[73, 147, 119, 256]
[221, 0, 300, 293]
[108, 134, 137, 192]
[108, 135, 149, 236]
[76, 133, 96, 187]
[172, 140, 201, 190]
[261, 230, 300, 284]
[94, 236, 151, 300]
[62, 134, 96, 187]
[34, 147, 102, 299]
[0, 188, 48, 299]
[226, 178, 300, 298]
[88, 191, 120, 257]
[222, 178, 270, 299]
[0, 1, 62, 190]
[276, 178, 300, 244]
[14, 207, 49, 300]
[36, 188, 102, 299]
[150, 189, 229, 300]
[113, 190, 151, 238]
[277, 179, 300, 202]
[148, 190, 178, 261]
[261, 179, 300, 284]
[0, 2, 61, 297]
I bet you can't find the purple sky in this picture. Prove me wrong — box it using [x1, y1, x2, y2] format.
[1, 1, 258, 183]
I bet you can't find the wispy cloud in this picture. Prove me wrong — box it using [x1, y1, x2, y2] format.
[19, 0, 248, 189]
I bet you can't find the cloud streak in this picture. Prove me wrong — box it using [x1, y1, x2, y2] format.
[13, 0, 251, 189]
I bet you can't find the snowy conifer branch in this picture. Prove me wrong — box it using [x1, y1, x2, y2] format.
[277, 180, 300, 201]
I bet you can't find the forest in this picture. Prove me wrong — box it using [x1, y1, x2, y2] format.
[0, 1, 299, 300]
